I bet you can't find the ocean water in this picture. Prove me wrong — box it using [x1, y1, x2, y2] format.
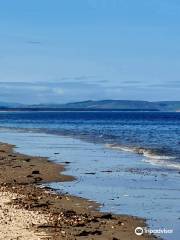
[0, 111, 180, 167]
[0, 111, 180, 239]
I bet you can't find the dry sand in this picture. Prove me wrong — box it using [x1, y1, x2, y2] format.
[0, 188, 49, 240]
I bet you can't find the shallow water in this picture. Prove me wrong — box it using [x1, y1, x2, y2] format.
[0, 129, 179, 240]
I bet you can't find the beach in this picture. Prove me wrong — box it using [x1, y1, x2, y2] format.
[0, 142, 155, 240]
[0, 111, 179, 240]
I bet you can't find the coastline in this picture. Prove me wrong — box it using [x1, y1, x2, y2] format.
[0, 142, 156, 240]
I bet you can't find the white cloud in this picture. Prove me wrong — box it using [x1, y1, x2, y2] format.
[52, 88, 64, 95]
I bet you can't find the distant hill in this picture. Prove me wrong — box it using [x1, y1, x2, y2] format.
[0, 102, 24, 108]
[28, 100, 180, 111]
[0, 100, 180, 111]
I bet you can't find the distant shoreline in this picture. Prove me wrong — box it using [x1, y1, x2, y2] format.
[1, 99, 180, 111]
[0, 107, 160, 112]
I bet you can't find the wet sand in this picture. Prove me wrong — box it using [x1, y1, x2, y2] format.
[0, 142, 156, 240]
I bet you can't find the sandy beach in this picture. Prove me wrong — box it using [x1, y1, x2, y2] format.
[0, 142, 156, 240]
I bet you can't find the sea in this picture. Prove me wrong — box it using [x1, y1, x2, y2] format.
[0, 111, 179, 239]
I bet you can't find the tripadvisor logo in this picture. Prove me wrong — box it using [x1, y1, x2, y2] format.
[135, 226, 173, 236]
[135, 227, 144, 236]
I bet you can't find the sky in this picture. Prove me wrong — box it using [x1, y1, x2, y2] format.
[0, 0, 180, 104]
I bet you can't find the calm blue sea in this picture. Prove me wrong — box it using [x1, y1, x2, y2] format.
[0, 111, 180, 168]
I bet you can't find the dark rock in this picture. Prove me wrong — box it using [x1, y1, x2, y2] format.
[77, 230, 102, 236]
[32, 170, 40, 174]
[100, 213, 113, 219]
[12, 165, 21, 168]
[76, 223, 86, 227]
[25, 159, 31, 162]
[31, 202, 49, 208]
[84, 172, 96, 175]
[88, 217, 99, 223]
[64, 210, 76, 217]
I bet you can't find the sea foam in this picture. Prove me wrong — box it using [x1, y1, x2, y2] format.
[105, 143, 180, 169]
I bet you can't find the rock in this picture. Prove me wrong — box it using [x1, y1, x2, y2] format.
[12, 197, 18, 200]
[12, 166, 21, 168]
[84, 172, 96, 175]
[76, 222, 85, 227]
[100, 213, 113, 220]
[32, 170, 40, 174]
[77, 230, 102, 236]
[24, 159, 30, 162]
[61, 230, 66, 236]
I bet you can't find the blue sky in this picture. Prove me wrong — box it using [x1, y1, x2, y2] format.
[0, 0, 180, 104]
